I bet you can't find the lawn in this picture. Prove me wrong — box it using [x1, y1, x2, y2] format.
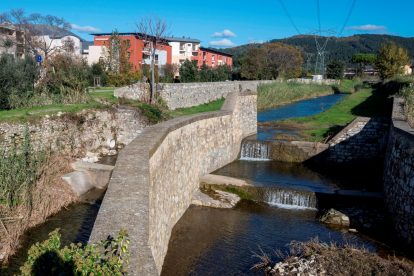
[168, 98, 225, 118]
[257, 82, 335, 110]
[0, 88, 225, 123]
[275, 86, 392, 141]
[0, 88, 116, 123]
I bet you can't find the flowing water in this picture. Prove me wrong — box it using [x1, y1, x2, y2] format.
[1, 156, 117, 275]
[257, 93, 345, 141]
[162, 94, 388, 275]
[240, 140, 271, 161]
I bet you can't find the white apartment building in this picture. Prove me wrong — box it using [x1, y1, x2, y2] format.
[166, 37, 201, 65]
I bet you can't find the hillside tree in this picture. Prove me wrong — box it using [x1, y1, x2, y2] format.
[326, 60, 345, 79]
[376, 43, 410, 80]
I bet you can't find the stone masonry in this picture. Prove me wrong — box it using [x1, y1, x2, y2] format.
[384, 97, 414, 250]
[89, 90, 257, 275]
[0, 107, 149, 157]
[115, 80, 276, 110]
[326, 117, 389, 166]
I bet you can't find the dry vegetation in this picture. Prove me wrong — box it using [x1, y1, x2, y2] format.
[255, 240, 414, 276]
[0, 153, 78, 263]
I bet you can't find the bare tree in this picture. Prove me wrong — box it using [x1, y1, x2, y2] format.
[1, 9, 72, 60]
[137, 17, 168, 104]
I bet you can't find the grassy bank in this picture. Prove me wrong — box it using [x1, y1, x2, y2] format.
[272, 86, 392, 141]
[168, 98, 225, 118]
[257, 82, 335, 110]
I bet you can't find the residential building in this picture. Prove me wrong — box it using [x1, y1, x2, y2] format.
[90, 32, 172, 71]
[165, 37, 201, 65]
[193, 47, 233, 69]
[28, 24, 84, 57]
[0, 22, 25, 57]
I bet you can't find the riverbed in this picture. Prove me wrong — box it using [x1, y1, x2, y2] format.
[161, 94, 390, 275]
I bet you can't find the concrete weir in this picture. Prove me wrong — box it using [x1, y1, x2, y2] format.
[89, 89, 257, 275]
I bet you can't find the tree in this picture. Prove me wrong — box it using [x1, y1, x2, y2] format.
[326, 60, 345, 79]
[352, 53, 377, 76]
[240, 43, 303, 80]
[376, 43, 410, 80]
[1, 9, 72, 60]
[137, 17, 168, 104]
[179, 60, 198, 82]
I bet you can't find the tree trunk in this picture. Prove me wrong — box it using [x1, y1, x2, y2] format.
[150, 41, 156, 104]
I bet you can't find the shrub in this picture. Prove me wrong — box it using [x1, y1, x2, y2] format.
[20, 229, 129, 275]
[107, 71, 142, 87]
[38, 54, 91, 104]
[0, 54, 40, 110]
[326, 60, 345, 79]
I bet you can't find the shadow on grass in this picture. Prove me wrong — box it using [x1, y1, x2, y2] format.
[31, 251, 75, 276]
[351, 81, 410, 118]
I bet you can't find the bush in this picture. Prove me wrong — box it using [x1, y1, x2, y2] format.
[37, 54, 90, 104]
[326, 60, 345, 79]
[20, 229, 129, 275]
[0, 54, 40, 110]
[107, 71, 142, 87]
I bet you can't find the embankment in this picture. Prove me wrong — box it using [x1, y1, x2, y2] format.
[89, 89, 257, 275]
[115, 80, 274, 110]
[384, 97, 414, 251]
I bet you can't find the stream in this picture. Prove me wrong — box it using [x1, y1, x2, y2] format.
[161, 93, 389, 275]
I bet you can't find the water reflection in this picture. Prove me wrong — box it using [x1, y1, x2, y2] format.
[162, 201, 377, 276]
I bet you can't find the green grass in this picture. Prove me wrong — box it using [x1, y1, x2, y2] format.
[277, 86, 392, 141]
[257, 82, 335, 110]
[168, 98, 225, 118]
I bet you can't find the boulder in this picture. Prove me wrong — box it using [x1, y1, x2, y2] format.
[320, 208, 350, 227]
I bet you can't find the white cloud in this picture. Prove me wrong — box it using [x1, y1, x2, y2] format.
[208, 38, 236, 47]
[71, 24, 101, 33]
[346, 24, 387, 32]
[212, 29, 236, 38]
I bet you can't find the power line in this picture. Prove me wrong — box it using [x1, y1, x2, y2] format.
[316, 0, 321, 34]
[339, 0, 357, 36]
[277, 0, 301, 35]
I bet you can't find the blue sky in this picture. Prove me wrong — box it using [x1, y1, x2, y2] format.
[1, 0, 413, 47]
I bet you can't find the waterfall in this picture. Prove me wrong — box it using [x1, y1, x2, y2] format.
[240, 140, 271, 161]
[263, 188, 317, 210]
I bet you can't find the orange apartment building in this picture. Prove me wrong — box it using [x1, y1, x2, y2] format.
[91, 32, 172, 71]
[192, 47, 233, 69]
[89, 33, 232, 72]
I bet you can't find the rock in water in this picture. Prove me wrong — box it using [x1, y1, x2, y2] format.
[319, 208, 350, 227]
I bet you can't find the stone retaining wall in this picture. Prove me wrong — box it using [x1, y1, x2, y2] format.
[89, 90, 257, 275]
[384, 97, 414, 250]
[269, 140, 328, 162]
[115, 80, 276, 110]
[326, 117, 389, 166]
[0, 107, 149, 158]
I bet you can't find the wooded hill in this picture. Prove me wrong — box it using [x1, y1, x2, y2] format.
[222, 34, 414, 69]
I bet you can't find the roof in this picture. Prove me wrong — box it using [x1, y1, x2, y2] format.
[81, 41, 93, 51]
[27, 24, 84, 41]
[164, 36, 201, 43]
[199, 47, 233, 57]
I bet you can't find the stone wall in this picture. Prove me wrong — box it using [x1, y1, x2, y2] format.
[287, 78, 340, 85]
[269, 140, 328, 163]
[384, 97, 414, 250]
[0, 107, 149, 158]
[325, 117, 389, 167]
[89, 90, 257, 275]
[115, 80, 276, 110]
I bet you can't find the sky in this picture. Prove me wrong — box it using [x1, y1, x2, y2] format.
[1, 0, 413, 47]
